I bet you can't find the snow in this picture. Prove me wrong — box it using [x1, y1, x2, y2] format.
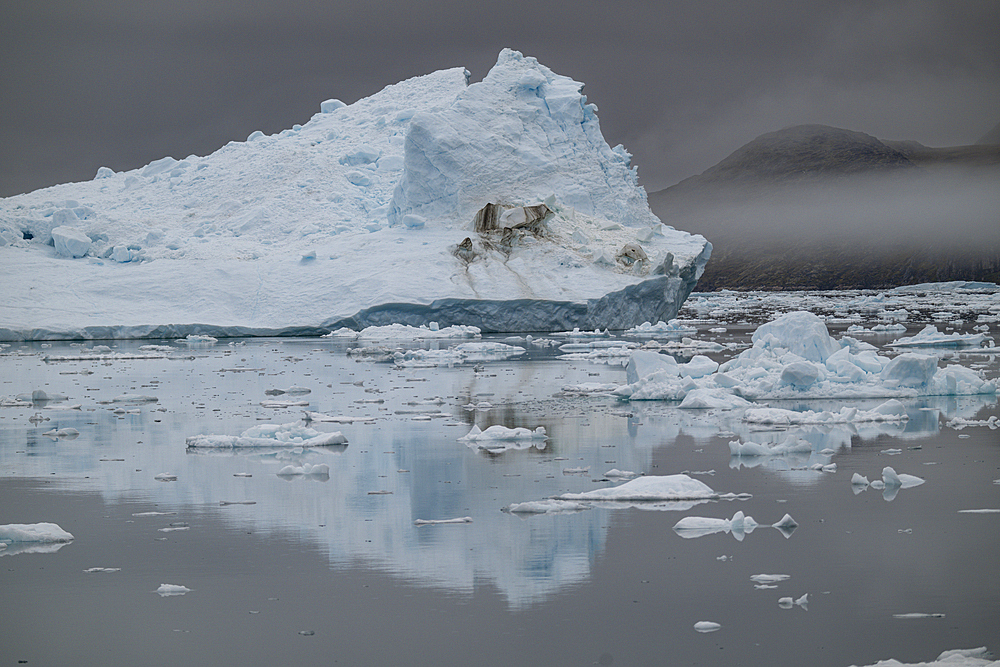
[554, 474, 719, 502]
[0, 49, 710, 341]
[186, 422, 348, 449]
[615, 311, 997, 401]
[0, 522, 74, 543]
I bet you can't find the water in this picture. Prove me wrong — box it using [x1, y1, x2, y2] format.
[1, 293, 998, 666]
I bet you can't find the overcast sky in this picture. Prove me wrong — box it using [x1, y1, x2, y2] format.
[2, 0, 997, 198]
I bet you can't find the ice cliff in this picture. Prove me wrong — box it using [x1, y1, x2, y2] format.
[0, 49, 710, 341]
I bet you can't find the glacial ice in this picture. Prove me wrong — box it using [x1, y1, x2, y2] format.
[889, 325, 993, 349]
[186, 422, 348, 449]
[0, 522, 74, 544]
[850, 647, 999, 667]
[615, 311, 997, 401]
[0, 49, 710, 341]
[554, 474, 719, 502]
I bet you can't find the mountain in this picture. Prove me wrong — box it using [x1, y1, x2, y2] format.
[0, 50, 710, 340]
[648, 124, 1000, 290]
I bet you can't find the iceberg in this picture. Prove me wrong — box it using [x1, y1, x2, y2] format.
[0, 522, 74, 544]
[553, 474, 720, 502]
[0, 49, 709, 341]
[615, 311, 997, 401]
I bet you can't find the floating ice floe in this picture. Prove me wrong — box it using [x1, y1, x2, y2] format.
[264, 386, 311, 396]
[889, 325, 993, 349]
[624, 320, 697, 336]
[615, 311, 997, 402]
[750, 574, 790, 584]
[673, 511, 797, 540]
[391, 342, 525, 367]
[153, 472, 177, 482]
[42, 427, 80, 439]
[276, 463, 330, 477]
[0, 522, 74, 543]
[855, 466, 925, 501]
[946, 416, 999, 430]
[742, 399, 909, 425]
[302, 411, 375, 424]
[186, 422, 347, 449]
[156, 584, 191, 597]
[460, 425, 547, 441]
[847, 323, 908, 334]
[728, 437, 814, 458]
[553, 474, 730, 503]
[778, 594, 809, 609]
[693, 621, 720, 633]
[503, 500, 591, 514]
[849, 646, 998, 667]
[260, 399, 310, 408]
[413, 517, 473, 526]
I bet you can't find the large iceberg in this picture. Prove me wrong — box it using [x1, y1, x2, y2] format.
[0, 49, 710, 341]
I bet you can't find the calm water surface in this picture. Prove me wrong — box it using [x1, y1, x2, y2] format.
[1, 310, 998, 667]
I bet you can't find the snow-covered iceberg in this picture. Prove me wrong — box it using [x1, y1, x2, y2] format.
[0, 49, 709, 341]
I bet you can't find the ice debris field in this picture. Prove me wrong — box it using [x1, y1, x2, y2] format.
[0, 49, 710, 340]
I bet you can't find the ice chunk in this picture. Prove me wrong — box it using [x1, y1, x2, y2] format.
[505, 500, 590, 514]
[693, 621, 720, 633]
[413, 517, 472, 525]
[51, 226, 91, 258]
[890, 325, 991, 349]
[880, 354, 939, 387]
[0, 522, 74, 543]
[186, 422, 348, 449]
[459, 425, 547, 441]
[625, 350, 679, 383]
[276, 463, 330, 477]
[156, 584, 191, 596]
[882, 466, 925, 488]
[751, 311, 841, 363]
[555, 474, 718, 502]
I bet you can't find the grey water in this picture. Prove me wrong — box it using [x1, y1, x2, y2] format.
[1, 310, 998, 667]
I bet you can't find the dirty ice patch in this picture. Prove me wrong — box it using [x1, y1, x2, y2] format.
[186, 422, 347, 449]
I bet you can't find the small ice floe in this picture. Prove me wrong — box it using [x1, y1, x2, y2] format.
[302, 411, 374, 424]
[111, 394, 158, 404]
[186, 422, 347, 449]
[504, 500, 590, 515]
[460, 425, 547, 441]
[264, 386, 311, 396]
[558, 382, 619, 396]
[946, 415, 999, 430]
[673, 512, 797, 541]
[882, 466, 925, 489]
[463, 400, 494, 410]
[778, 593, 809, 610]
[551, 327, 610, 338]
[0, 397, 33, 407]
[413, 517, 473, 526]
[889, 325, 992, 349]
[851, 647, 998, 667]
[260, 399, 310, 408]
[750, 574, 790, 585]
[154, 472, 178, 482]
[327, 323, 481, 341]
[859, 466, 925, 501]
[156, 583, 191, 596]
[563, 466, 590, 475]
[0, 522, 74, 544]
[276, 463, 330, 478]
[892, 613, 945, 619]
[16, 390, 69, 402]
[132, 511, 177, 517]
[219, 501, 256, 506]
[957, 509, 1000, 514]
[846, 323, 908, 334]
[180, 334, 217, 345]
[84, 567, 120, 573]
[625, 320, 697, 336]
[604, 469, 639, 479]
[851, 473, 871, 490]
[693, 621, 720, 633]
[728, 438, 813, 458]
[553, 474, 722, 503]
[42, 427, 80, 439]
[743, 399, 909, 425]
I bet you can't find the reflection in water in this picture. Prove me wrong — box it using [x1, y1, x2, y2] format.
[0, 332, 997, 608]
